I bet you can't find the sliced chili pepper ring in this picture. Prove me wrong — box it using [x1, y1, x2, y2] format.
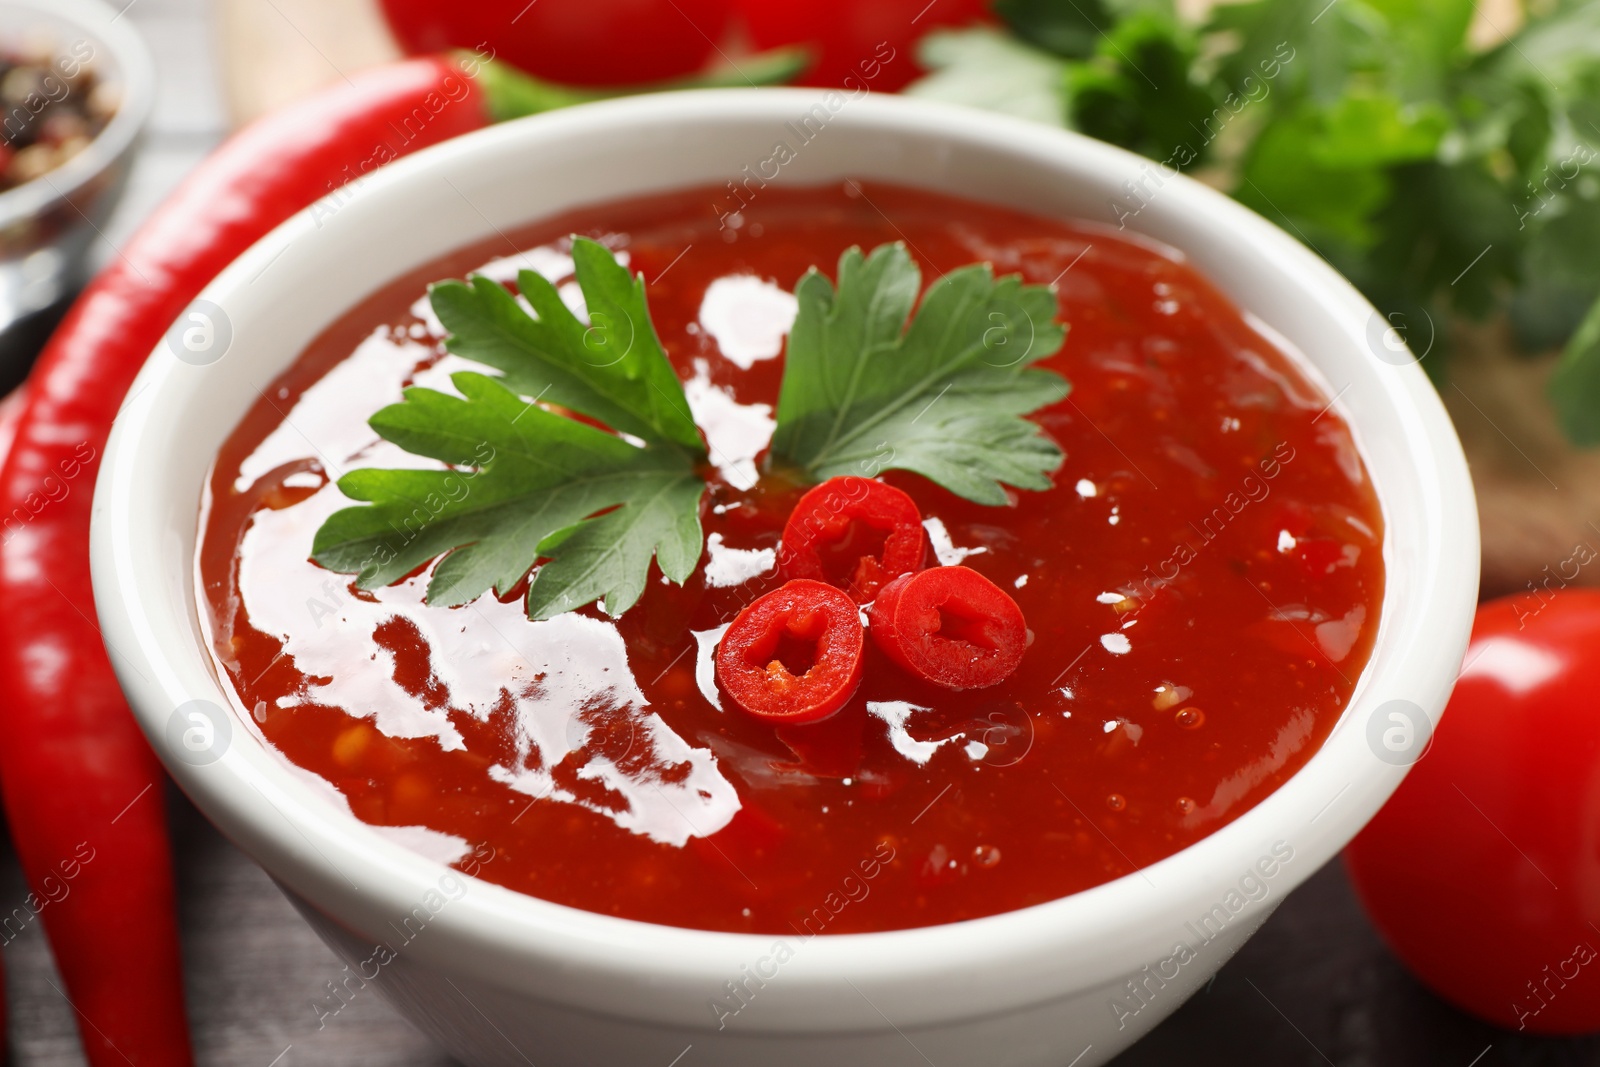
[715, 579, 865, 723]
[777, 475, 927, 602]
[869, 566, 1028, 690]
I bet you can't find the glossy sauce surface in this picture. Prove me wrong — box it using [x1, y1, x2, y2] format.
[198, 183, 1385, 933]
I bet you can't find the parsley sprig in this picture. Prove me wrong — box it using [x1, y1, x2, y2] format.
[771, 242, 1068, 505]
[311, 238, 706, 620]
[311, 239, 1070, 619]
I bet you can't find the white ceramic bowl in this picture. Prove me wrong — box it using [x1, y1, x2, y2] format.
[91, 90, 1478, 1067]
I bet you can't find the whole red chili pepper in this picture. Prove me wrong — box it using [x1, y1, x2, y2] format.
[0, 385, 22, 1056]
[0, 55, 524, 1066]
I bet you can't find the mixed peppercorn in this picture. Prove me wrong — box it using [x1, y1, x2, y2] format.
[0, 37, 118, 191]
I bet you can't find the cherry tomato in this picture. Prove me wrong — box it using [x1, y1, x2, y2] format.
[738, 0, 988, 91]
[1345, 590, 1600, 1033]
[869, 566, 1027, 690]
[777, 476, 927, 602]
[715, 579, 865, 723]
[379, 0, 732, 87]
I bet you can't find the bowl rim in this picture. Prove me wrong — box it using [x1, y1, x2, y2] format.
[0, 0, 154, 227]
[91, 88, 1479, 1031]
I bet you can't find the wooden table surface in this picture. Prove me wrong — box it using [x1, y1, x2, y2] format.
[5, 1, 1598, 1064]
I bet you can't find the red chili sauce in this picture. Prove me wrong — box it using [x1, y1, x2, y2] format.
[197, 182, 1385, 933]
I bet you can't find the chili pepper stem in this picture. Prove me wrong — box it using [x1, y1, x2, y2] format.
[470, 47, 812, 124]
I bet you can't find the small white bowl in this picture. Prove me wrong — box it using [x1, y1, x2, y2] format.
[91, 90, 1478, 1067]
[0, 0, 153, 332]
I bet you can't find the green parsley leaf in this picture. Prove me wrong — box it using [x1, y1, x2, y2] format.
[1470, 3, 1600, 350]
[1549, 291, 1600, 446]
[311, 239, 706, 620]
[1067, 12, 1220, 165]
[311, 372, 703, 620]
[1234, 93, 1451, 247]
[993, 0, 1115, 60]
[429, 237, 704, 454]
[1512, 199, 1600, 350]
[769, 243, 1070, 506]
[995, 0, 1178, 59]
[1208, 0, 1397, 106]
[910, 9, 1220, 166]
[906, 28, 1071, 126]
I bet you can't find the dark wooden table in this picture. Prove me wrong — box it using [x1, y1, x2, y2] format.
[4, 1, 1595, 1063]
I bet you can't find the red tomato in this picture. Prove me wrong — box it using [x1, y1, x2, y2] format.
[777, 476, 927, 602]
[379, 0, 732, 87]
[715, 579, 865, 722]
[1345, 590, 1600, 1033]
[738, 0, 988, 91]
[869, 566, 1027, 690]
